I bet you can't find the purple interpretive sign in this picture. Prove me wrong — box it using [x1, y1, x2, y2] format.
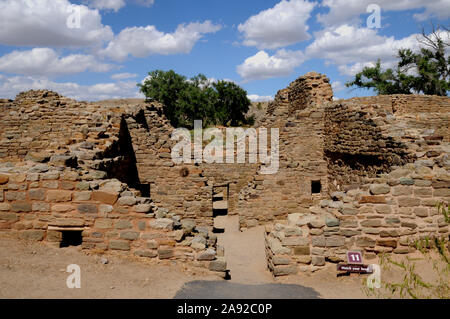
[346, 251, 363, 265]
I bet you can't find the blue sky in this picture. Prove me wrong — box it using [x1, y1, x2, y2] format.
[0, 0, 448, 101]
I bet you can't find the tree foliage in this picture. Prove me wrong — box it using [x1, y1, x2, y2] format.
[346, 25, 450, 96]
[138, 70, 252, 128]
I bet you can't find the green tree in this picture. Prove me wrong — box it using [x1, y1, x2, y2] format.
[138, 70, 188, 127]
[213, 80, 251, 126]
[138, 70, 252, 128]
[346, 25, 450, 96]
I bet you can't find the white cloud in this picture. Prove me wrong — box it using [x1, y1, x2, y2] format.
[134, 0, 155, 6]
[0, 48, 115, 77]
[306, 24, 421, 76]
[85, 0, 155, 11]
[247, 94, 273, 102]
[237, 49, 305, 82]
[0, 75, 141, 101]
[111, 72, 138, 80]
[318, 0, 450, 27]
[331, 80, 346, 93]
[100, 21, 222, 61]
[238, 0, 315, 49]
[0, 0, 113, 47]
[86, 0, 126, 12]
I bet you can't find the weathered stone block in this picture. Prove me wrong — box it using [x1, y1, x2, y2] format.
[413, 207, 429, 217]
[380, 229, 400, 237]
[46, 230, 62, 242]
[361, 219, 382, 227]
[308, 220, 325, 228]
[77, 204, 98, 214]
[359, 196, 386, 204]
[134, 204, 152, 213]
[0, 212, 19, 222]
[282, 236, 309, 246]
[150, 218, 174, 230]
[325, 216, 340, 227]
[95, 219, 113, 229]
[0, 203, 10, 211]
[146, 240, 159, 249]
[134, 250, 157, 258]
[5, 191, 26, 201]
[325, 235, 345, 247]
[356, 237, 376, 247]
[28, 189, 46, 201]
[0, 174, 9, 184]
[92, 191, 118, 205]
[363, 228, 380, 235]
[46, 190, 72, 202]
[311, 256, 325, 266]
[369, 184, 390, 195]
[197, 248, 216, 261]
[109, 240, 130, 251]
[50, 218, 84, 227]
[19, 230, 44, 241]
[117, 196, 137, 206]
[311, 236, 326, 247]
[51, 204, 74, 212]
[73, 191, 91, 201]
[375, 205, 391, 214]
[293, 246, 310, 255]
[158, 247, 175, 259]
[376, 239, 397, 248]
[397, 197, 420, 207]
[399, 178, 414, 185]
[42, 180, 58, 189]
[273, 264, 298, 276]
[11, 202, 32, 212]
[272, 255, 292, 265]
[32, 202, 50, 212]
[114, 220, 132, 229]
[340, 229, 361, 237]
[433, 188, 450, 197]
[209, 258, 227, 271]
[120, 231, 140, 240]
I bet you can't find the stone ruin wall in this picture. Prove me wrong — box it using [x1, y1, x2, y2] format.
[0, 71, 448, 277]
[237, 72, 332, 228]
[325, 95, 450, 188]
[0, 91, 228, 277]
[263, 84, 450, 276]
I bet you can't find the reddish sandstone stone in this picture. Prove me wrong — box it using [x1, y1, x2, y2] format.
[0, 174, 9, 185]
[359, 196, 386, 204]
[92, 191, 118, 205]
[46, 190, 72, 202]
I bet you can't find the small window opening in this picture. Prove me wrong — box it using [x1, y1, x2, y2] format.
[311, 180, 322, 194]
[138, 183, 150, 197]
[60, 231, 82, 248]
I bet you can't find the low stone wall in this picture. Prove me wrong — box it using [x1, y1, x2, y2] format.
[0, 162, 227, 277]
[265, 160, 449, 276]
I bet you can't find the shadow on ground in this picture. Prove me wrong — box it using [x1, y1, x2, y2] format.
[173, 280, 320, 299]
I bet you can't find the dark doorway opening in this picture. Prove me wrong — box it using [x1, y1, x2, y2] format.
[60, 231, 83, 248]
[311, 180, 322, 194]
[212, 184, 229, 218]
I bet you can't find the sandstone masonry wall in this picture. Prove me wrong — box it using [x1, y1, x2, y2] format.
[265, 160, 449, 276]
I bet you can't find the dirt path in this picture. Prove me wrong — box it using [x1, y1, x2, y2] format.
[216, 215, 274, 284]
[0, 236, 220, 299]
[214, 216, 370, 298]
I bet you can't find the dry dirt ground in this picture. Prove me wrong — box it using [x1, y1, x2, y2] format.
[0, 224, 446, 299]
